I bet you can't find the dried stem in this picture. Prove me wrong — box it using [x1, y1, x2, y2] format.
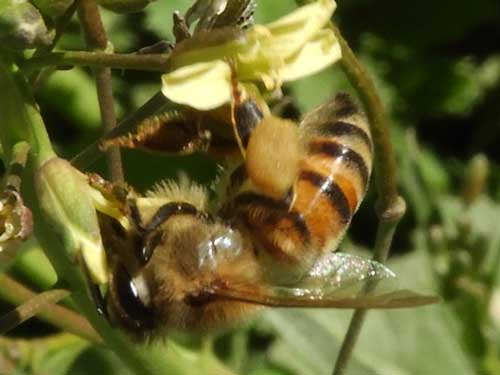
[2, 141, 30, 191]
[0, 274, 101, 343]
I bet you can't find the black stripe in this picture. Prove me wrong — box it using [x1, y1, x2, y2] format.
[235, 192, 289, 210]
[299, 170, 351, 224]
[308, 140, 369, 187]
[235, 192, 310, 242]
[229, 164, 247, 192]
[235, 100, 263, 147]
[323, 121, 372, 151]
[333, 93, 359, 118]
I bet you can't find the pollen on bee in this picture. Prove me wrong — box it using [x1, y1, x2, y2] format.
[245, 117, 302, 199]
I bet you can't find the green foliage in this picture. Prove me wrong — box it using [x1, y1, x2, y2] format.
[1, 0, 500, 374]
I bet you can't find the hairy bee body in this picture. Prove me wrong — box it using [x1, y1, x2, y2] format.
[92, 179, 264, 337]
[228, 94, 372, 275]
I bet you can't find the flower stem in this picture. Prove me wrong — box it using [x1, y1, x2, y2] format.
[0, 55, 55, 166]
[77, 0, 124, 182]
[332, 197, 406, 375]
[329, 23, 398, 210]
[20, 51, 170, 73]
[328, 22, 406, 375]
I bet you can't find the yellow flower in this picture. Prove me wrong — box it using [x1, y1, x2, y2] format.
[161, 0, 340, 110]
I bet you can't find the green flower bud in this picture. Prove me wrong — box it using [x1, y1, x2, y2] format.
[0, 0, 54, 50]
[463, 153, 489, 205]
[35, 157, 108, 284]
[30, 0, 74, 19]
[96, 0, 155, 14]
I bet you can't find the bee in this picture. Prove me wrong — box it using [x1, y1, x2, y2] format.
[223, 85, 374, 280]
[86, 86, 437, 340]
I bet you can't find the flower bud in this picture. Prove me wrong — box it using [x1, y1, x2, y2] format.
[96, 0, 155, 14]
[463, 154, 489, 205]
[35, 157, 108, 284]
[0, 0, 54, 50]
[30, 0, 74, 19]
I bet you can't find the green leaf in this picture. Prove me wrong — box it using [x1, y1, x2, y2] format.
[262, 250, 474, 374]
[31, 335, 90, 375]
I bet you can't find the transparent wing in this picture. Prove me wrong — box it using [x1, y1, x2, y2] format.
[212, 252, 438, 308]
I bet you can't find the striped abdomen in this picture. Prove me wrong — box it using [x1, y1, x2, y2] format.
[231, 93, 372, 266]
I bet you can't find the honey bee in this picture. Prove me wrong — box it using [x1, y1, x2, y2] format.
[87, 88, 437, 340]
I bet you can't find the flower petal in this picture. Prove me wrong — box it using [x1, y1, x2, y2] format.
[281, 28, 341, 82]
[259, 0, 336, 58]
[161, 60, 232, 110]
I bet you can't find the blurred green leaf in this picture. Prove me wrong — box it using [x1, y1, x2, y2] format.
[32, 335, 89, 375]
[70, 346, 133, 375]
[262, 250, 474, 374]
[39, 69, 102, 131]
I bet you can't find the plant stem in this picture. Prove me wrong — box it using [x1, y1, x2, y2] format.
[290, 1, 408, 370]
[29, 2, 79, 89]
[0, 53, 232, 375]
[0, 273, 101, 343]
[77, 0, 124, 182]
[20, 51, 170, 73]
[332, 197, 406, 375]
[328, 22, 406, 375]
[0, 56, 55, 167]
[329, 23, 398, 210]
[71, 91, 168, 170]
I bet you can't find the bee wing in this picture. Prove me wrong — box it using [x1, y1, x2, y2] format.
[212, 252, 439, 308]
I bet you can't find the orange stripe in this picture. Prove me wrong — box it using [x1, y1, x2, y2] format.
[333, 174, 358, 212]
[292, 177, 343, 248]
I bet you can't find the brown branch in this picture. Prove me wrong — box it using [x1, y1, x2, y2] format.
[21, 51, 171, 73]
[77, 0, 123, 182]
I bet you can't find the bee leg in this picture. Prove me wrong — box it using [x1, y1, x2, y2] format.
[227, 62, 300, 199]
[100, 111, 212, 156]
[227, 61, 263, 157]
[126, 198, 145, 233]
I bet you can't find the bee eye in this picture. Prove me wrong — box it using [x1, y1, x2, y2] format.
[114, 264, 153, 329]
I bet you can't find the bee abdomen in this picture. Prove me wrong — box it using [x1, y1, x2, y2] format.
[232, 94, 372, 263]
